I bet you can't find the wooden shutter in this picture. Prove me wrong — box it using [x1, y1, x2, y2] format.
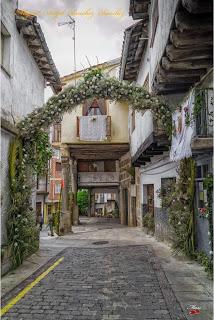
[99, 99, 107, 115]
[106, 116, 111, 137]
[76, 117, 80, 137]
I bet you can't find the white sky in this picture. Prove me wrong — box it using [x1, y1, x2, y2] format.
[18, 0, 133, 78]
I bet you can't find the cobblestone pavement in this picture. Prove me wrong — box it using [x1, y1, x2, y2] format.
[2, 218, 213, 320]
[2, 245, 185, 320]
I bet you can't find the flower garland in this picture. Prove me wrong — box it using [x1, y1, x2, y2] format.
[17, 68, 172, 138]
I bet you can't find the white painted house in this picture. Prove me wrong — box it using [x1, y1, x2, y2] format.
[120, 0, 213, 248]
[1, 1, 61, 272]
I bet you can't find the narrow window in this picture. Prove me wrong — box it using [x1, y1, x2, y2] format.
[1, 23, 11, 74]
[53, 123, 61, 142]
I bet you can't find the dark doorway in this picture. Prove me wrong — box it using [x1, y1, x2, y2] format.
[36, 202, 42, 221]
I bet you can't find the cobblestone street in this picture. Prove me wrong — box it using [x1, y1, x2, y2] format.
[1, 218, 213, 320]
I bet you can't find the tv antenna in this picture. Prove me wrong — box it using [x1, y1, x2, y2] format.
[58, 16, 76, 85]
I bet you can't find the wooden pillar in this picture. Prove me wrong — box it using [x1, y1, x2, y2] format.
[70, 158, 79, 225]
[119, 187, 126, 225]
[90, 189, 95, 217]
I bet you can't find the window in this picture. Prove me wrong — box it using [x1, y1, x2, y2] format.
[83, 99, 107, 116]
[52, 148, 60, 159]
[150, 0, 159, 48]
[55, 183, 61, 194]
[55, 162, 61, 172]
[1, 23, 11, 74]
[53, 123, 61, 142]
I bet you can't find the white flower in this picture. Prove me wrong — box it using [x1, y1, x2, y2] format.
[209, 251, 213, 255]
[178, 221, 181, 225]
[208, 231, 211, 236]
[14, 242, 18, 247]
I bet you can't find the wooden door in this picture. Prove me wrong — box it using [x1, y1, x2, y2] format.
[36, 202, 42, 221]
[147, 184, 154, 215]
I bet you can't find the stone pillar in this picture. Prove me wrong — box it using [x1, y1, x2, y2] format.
[119, 187, 126, 225]
[61, 149, 72, 234]
[70, 158, 79, 225]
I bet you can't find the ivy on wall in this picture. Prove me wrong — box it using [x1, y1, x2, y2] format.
[7, 131, 52, 268]
[157, 159, 213, 278]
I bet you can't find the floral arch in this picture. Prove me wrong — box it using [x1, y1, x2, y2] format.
[8, 68, 172, 267]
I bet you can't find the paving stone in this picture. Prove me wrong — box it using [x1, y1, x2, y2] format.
[2, 244, 187, 320]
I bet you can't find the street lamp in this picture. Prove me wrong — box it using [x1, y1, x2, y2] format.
[58, 16, 76, 85]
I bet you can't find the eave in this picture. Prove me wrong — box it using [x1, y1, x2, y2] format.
[120, 19, 149, 82]
[15, 9, 62, 94]
[152, 0, 213, 94]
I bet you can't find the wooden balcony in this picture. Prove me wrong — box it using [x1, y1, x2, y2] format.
[130, 111, 169, 167]
[76, 115, 111, 141]
[78, 172, 119, 187]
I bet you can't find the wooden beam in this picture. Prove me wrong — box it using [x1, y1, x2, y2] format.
[182, 0, 213, 14]
[166, 44, 213, 62]
[162, 57, 212, 71]
[156, 73, 200, 84]
[158, 66, 206, 79]
[175, 11, 213, 32]
[170, 30, 212, 49]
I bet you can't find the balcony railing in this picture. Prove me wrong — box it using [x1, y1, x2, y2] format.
[78, 172, 119, 187]
[77, 115, 111, 141]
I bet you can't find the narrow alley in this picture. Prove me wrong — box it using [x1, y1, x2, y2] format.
[1, 218, 212, 320]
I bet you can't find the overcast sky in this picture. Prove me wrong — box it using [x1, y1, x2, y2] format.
[18, 0, 133, 78]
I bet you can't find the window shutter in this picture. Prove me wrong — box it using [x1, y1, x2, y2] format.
[76, 117, 80, 137]
[99, 99, 107, 115]
[106, 116, 111, 137]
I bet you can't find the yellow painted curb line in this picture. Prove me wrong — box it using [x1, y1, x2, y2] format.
[1, 257, 64, 316]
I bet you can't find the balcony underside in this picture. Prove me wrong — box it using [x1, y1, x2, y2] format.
[78, 172, 119, 188]
[69, 143, 129, 160]
[153, 0, 213, 94]
[132, 132, 170, 167]
[191, 137, 213, 153]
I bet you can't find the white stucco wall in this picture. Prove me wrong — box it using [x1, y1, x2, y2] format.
[1, 0, 45, 123]
[1, 1, 46, 245]
[140, 157, 178, 208]
[130, 110, 153, 157]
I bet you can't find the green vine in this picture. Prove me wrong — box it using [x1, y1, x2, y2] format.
[157, 158, 196, 257]
[7, 131, 52, 268]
